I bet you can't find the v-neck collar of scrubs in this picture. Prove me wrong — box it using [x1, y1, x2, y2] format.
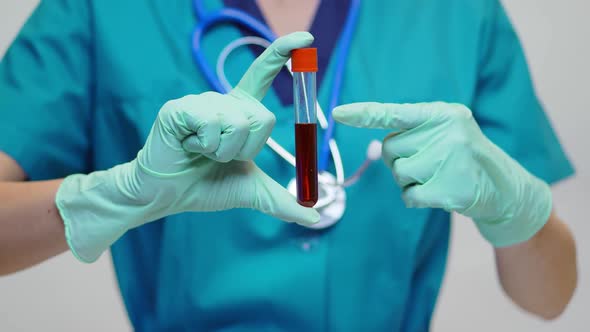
[221, 0, 350, 106]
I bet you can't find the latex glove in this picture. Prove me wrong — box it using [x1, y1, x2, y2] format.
[56, 32, 319, 263]
[333, 102, 552, 247]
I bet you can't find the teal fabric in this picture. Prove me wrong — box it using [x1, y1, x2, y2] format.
[0, 0, 573, 331]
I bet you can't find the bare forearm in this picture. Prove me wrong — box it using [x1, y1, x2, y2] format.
[495, 211, 577, 319]
[0, 180, 68, 275]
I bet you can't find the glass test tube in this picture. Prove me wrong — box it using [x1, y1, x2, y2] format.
[292, 48, 318, 207]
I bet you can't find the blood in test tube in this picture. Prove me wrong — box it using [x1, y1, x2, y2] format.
[295, 123, 318, 207]
[292, 48, 318, 207]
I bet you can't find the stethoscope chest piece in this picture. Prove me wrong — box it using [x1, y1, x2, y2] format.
[287, 172, 346, 229]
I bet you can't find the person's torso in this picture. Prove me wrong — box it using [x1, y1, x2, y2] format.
[90, 0, 486, 330]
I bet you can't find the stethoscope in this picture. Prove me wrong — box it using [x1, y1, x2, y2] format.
[191, 0, 381, 229]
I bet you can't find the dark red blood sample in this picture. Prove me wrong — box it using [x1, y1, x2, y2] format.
[295, 123, 318, 207]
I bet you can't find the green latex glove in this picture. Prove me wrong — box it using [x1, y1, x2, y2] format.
[56, 32, 319, 263]
[333, 102, 552, 247]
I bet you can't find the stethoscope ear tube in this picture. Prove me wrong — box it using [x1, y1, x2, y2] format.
[193, 0, 362, 185]
[318, 0, 362, 172]
[192, 0, 370, 228]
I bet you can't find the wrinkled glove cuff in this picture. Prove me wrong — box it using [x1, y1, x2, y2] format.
[56, 164, 141, 263]
[475, 176, 553, 247]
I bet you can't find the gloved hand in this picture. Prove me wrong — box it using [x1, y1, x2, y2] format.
[333, 102, 552, 247]
[56, 32, 320, 263]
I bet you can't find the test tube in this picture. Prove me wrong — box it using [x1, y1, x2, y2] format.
[292, 48, 318, 207]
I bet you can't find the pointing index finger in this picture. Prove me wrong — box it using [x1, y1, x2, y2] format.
[234, 32, 314, 101]
[332, 102, 435, 130]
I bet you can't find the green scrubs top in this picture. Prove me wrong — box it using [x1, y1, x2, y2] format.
[0, 0, 573, 331]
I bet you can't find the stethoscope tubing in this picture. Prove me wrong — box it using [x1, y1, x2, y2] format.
[214, 36, 348, 187]
[192, 2, 277, 94]
[191, 0, 365, 191]
[318, 0, 361, 172]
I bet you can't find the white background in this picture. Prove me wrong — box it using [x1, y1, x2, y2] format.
[0, 1, 588, 331]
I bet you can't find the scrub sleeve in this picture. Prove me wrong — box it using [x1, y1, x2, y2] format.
[472, 0, 574, 183]
[0, 0, 92, 180]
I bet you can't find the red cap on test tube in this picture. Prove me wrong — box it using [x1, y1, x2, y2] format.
[291, 48, 318, 72]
